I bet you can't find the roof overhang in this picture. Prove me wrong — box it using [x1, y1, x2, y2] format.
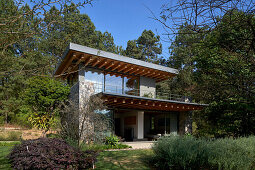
[96, 92, 208, 111]
[54, 43, 179, 82]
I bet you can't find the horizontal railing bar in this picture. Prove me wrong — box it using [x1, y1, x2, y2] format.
[84, 80, 191, 103]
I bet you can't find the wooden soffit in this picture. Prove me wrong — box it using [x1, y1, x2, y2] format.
[54, 43, 178, 82]
[97, 92, 207, 112]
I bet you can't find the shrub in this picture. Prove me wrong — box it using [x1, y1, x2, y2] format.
[105, 135, 119, 147]
[151, 135, 255, 170]
[9, 138, 98, 169]
[152, 135, 209, 169]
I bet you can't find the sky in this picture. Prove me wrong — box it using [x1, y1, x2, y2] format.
[81, 0, 173, 58]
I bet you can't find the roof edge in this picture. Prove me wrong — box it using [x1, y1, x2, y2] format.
[68, 42, 179, 75]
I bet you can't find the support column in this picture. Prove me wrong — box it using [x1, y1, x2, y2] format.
[136, 111, 144, 139]
[170, 113, 178, 135]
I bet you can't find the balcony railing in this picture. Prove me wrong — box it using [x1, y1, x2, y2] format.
[84, 81, 191, 103]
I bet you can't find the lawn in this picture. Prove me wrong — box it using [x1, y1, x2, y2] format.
[0, 146, 12, 170]
[95, 149, 153, 170]
[0, 144, 153, 170]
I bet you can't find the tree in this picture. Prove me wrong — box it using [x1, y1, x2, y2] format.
[22, 77, 70, 136]
[40, 3, 119, 63]
[125, 30, 162, 63]
[0, 0, 120, 125]
[191, 10, 255, 137]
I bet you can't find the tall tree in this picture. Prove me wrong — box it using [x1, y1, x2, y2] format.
[125, 30, 162, 63]
[40, 3, 118, 64]
[0, 0, 112, 125]
[192, 10, 255, 137]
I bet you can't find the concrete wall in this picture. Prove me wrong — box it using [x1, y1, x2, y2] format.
[139, 76, 156, 98]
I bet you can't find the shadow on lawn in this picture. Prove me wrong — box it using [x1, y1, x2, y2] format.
[95, 149, 153, 170]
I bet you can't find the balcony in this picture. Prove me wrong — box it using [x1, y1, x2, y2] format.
[86, 81, 191, 103]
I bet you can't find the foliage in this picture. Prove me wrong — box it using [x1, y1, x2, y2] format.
[192, 10, 255, 137]
[8, 138, 98, 169]
[158, 10, 255, 137]
[0, 131, 22, 141]
[125, 30, 162, 63]
[82, 143, 131, 151]
[0, 0, 120, 127]
[22, 77, 69, 135]
[151, 135, 255, 170]
[105, 135, 119, 147]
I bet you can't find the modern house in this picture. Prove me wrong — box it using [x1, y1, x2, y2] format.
[55, 43, 207, 141]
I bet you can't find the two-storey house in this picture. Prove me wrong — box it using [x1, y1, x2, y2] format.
[55, 43, 207, 141]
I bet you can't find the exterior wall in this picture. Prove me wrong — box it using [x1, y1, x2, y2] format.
[139, 76, 156, 98]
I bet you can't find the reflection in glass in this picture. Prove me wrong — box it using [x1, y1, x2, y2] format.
[105, 74, 122, 94]
[85, 69, 104, 93]
[84, 69, 139, 95]
[124, 77, 139, 96]
[94, 109, 114, 142]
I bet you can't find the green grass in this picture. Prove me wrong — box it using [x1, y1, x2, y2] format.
[0, 146, 12, 170]
[95, 149, 153, 170]
[81, 143, 131, 151]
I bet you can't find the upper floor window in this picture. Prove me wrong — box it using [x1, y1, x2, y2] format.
[85, 68, 139, 95]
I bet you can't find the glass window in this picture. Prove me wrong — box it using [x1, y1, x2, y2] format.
[124, 77, 139, 96]
[105, 74, 122, 94]
[85, 69, 104, 93]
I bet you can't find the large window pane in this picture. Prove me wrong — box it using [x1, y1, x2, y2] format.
[85, 69, 104, 93]
[105, 74, 122, 94]
[124, 77, 139, 96]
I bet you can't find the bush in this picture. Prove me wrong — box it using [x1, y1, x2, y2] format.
[9, 138, 98, 169]
[0, 131, 22, 141]
[151, 135, 255, 170]
[105, 135, 119, 147]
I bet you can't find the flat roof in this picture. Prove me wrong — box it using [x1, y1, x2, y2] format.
[54, 43, 179, 82]
[68, 43, 178, 74]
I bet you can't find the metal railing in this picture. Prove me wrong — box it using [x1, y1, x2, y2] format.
[84, 81, 191, 103]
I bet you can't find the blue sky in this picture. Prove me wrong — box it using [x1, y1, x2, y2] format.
[81, 0, 173, 58]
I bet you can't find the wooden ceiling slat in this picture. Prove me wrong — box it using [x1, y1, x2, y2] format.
[118, 65, 128, 72]
[104, 61, 115, 70]
[111, 62, 122, 71]
[60, 53, 78, 75]
[129, 68, 140, 74]
[98, 59, 109, 69]
[91, 58, 101, 67]
[123, 66, 134, 74]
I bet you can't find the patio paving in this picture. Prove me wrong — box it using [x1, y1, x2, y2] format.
[121, 141, 155, 149]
